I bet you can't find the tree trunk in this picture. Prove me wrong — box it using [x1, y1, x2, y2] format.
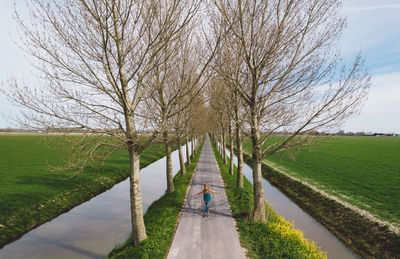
[186, 137, 191, 164]
[178, 137, 186, 175]
[219, 136, 222, 154]
[186, 136, 191, 164]
[229, 124, 234, 175]
[236, 123, 244, 188]
[164, 131, 174, 193]
[129, 148, 147, 246]
[251, 115, 266, 222]
[222, 130, 227, 164]
[193, 135, 197, 153]
[220, 137, 223, 155]
[191, 137, 194, 159]
[252, 157, 266, 222]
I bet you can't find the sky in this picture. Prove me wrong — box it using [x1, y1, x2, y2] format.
[0, 1, 399, 133]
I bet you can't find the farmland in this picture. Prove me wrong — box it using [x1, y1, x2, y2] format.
[0, 134, 166, 246]
[242, 136, 400, 230]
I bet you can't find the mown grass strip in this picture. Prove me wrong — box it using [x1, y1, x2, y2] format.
[239, 150, 400, 259]
[211, 139, 326, 259]
[0, 135, 170, 248]
[108, 139, 204, 259]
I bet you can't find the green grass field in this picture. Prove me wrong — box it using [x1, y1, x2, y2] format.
[243, 136, 400, 229]
[0, 135, 166, 247]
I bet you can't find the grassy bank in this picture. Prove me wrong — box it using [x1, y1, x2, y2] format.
[242, 136, 400, 228]
[239, 150, 400, 258]
[108, 139, 204, 259]
[211, 139, 326, 258]
[0, 135, 170, 248]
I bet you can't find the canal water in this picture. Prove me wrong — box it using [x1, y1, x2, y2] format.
[0, 143, 194, 259]
[225, 150, 358, 259]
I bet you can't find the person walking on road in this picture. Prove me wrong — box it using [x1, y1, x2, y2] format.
[195, 184, 219, 216]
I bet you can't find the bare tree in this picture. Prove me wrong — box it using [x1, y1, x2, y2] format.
[173, 110, 188, 176]
[170, 94, 206, 176]
[188, 99, 209, 147]
[212, 0, 370, 222]
[5, 0, 208, 246]
[234, 87, 246, 188]
[182, 94, 208, 154]
[143, 27, 214, 192]
[208, 77, 229, 164]
[208, 75, 236, 174]
[212, 41, 248, 187]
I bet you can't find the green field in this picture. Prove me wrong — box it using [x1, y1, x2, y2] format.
[0, 135, 166, 246]
[243, 136, 400, 229]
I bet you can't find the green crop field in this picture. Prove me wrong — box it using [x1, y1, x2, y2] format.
[0, 134, 166, 245]
[242, 136, 400, 229]
[0, 135, 165, 221]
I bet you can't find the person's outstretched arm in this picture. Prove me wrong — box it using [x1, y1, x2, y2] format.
[210, 189, 219, 194]
[194, 190, 204, 195]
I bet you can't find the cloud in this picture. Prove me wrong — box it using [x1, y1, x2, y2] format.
[0, 1, 35, 128]
[342, 0, 400, 12]
[339, 0, 400, 75]
[343, 72, 400, 133]
[343, 5, 400, 13]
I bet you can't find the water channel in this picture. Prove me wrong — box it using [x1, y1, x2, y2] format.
[224, 149, 358, 259]
[0, 143, 194, 259]
[1, 139, 358, 259]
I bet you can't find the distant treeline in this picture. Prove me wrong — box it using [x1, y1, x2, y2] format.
[271, 130, 399, 136]
[334, 130, 399, 136]
[1, 128, 398, 137]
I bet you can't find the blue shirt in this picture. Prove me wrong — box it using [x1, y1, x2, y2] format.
[203, 192, 211, 201]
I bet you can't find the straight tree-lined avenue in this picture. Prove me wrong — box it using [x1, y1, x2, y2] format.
[167, 137, 246, 259]
[2, 0, 384, 257]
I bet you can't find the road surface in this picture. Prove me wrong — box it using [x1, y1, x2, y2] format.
[167, 136, 246, 259]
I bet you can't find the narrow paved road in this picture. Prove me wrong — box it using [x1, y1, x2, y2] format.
[167, 136, 246, 259]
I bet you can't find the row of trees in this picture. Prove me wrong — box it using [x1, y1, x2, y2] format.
[3, 0, 369, 247]
[207, 0, 370, 222]
[5, 0, 213, 246]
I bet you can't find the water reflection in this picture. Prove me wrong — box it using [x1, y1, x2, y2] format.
[226, 151, 358, 259]
[0, 144, 193, 259]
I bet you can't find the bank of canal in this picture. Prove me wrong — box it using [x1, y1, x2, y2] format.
[0, 143, 194, 259]
[225, 150, 358, 259]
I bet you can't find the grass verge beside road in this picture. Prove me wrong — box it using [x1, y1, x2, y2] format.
[0, 135, 169, 248]
[108, 140, 204, 259]
[211, 139, 326, 259]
